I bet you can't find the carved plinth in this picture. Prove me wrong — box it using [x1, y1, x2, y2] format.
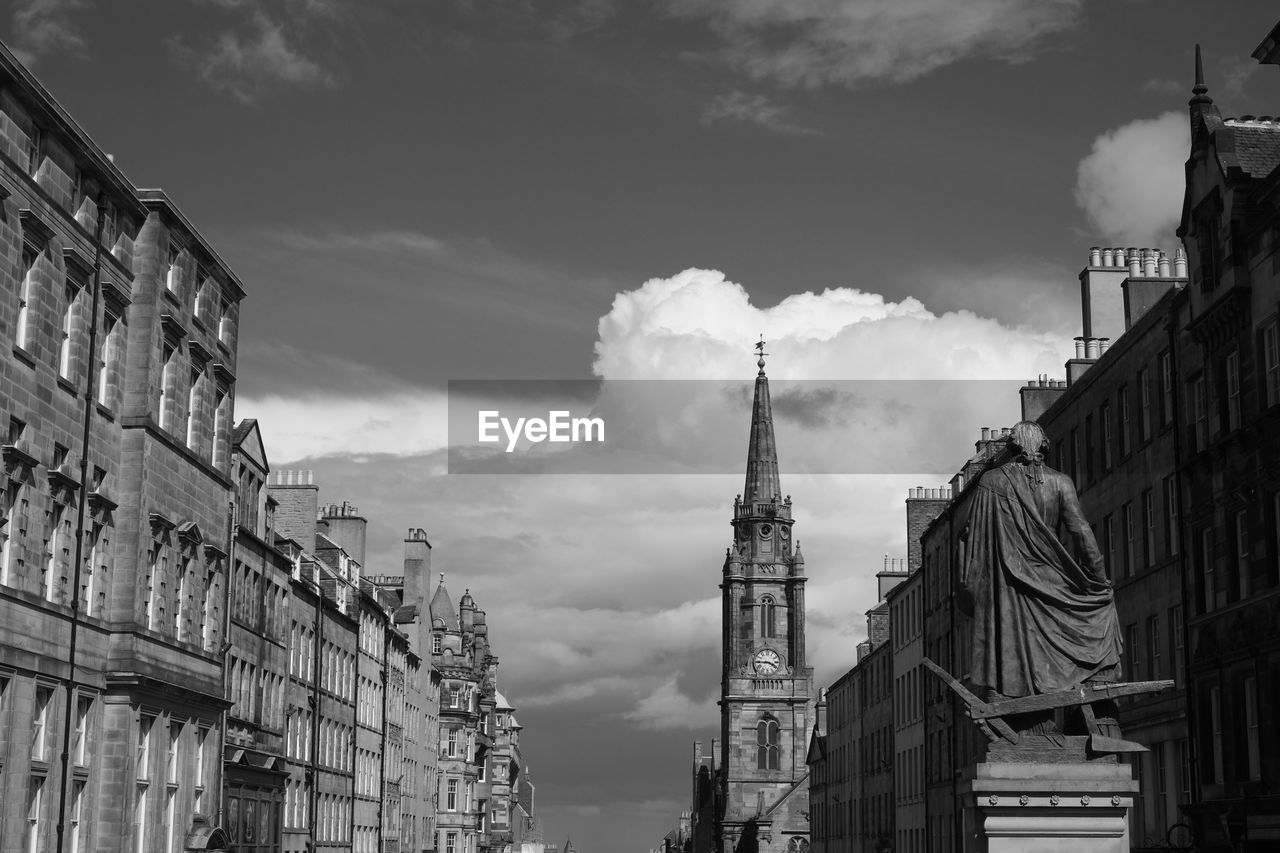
[961, 762, 1137, 853]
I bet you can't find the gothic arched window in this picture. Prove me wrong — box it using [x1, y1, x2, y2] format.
[760, 596, 776, 638]
[757, 717, 780, 770]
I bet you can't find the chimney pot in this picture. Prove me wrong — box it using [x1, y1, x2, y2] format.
[1089, 247, 1102, 266]
[1102, 248, 1114, 267]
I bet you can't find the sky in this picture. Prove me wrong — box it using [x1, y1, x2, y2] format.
[6, 1, 1279, 849]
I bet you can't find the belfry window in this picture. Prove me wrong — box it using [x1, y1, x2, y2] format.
[757, 718, 780, 770]
[760, 596, 776, 638]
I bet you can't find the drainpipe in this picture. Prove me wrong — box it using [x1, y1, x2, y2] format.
[309, 573, 323, 849]
[54, 193, 106, 853]
[1168, 306, 1200, 804]
[377, 622, 391, 852]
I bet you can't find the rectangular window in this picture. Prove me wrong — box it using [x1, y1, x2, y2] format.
[1164, 475, 1179, 557]
[1160, 349, 1175, 425]
[1192, 375, 1208, 451]
[1084, 414, 1095, 483]
[1201, 529, 1215, 612]
[74, 694, 93, 765]
[1225, 350, 1241, 432]
[1071, 427, 1082, 485]
[167, 721, 181, 784]
[1122, 502, 1135, 578]
[26, 775, 44, 853]
[70, 780, 85, 853]
[1139, 367, 1152, 441]
[1179, 739, 1192, 804]
[1263, 321, 1280, 407]
[138, 714, 154, 780]
[446, 779, 458, 811]
[1244, 677, 1261, 781]
[1126, 624, 1140, 681]
[1147, 615, 1161, 679]
[1143, 489, 1155, 568]
[1171, 605, 1184, 688]
[1236, 510, 1250, 599]
[1101, 402, 1113, 470]
[1209, 685, 1224, 784]
[446, 832, 458, 853]
[32, 685, 51, 761]
[1103, 513, 1116, 577]
[447, 728, 457, 757]
[1119, 385, 1132, 456]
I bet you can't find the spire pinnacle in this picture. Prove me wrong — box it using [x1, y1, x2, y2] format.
[743, 343, 780, 503]
[1191, 43, 1213, 105]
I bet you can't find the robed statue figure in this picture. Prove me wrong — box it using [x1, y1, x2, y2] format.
[960, 420, 1122, 700]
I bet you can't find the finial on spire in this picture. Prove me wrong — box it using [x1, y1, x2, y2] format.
[1191, 43, 1213, 105]
[439, 572, 445, 585]
[755, 335, 768, 375]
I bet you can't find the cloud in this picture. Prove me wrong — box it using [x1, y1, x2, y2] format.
[171, 10, 335, 103]
[9, 0, 85, 66]
[1074, 111, 1188, 249]
[668, 0, 1083, 88]
[593, 268, 1069, 380]
[623, 676, 720, 730]
[702, 91, 818, 135]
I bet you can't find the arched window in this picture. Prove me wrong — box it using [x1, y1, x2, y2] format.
[757, 717, 780, 770]
[760, 596, 776, 638]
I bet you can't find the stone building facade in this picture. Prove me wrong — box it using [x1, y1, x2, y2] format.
[0, 38, 243, 853]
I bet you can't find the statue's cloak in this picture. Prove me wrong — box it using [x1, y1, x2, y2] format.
[961, 461, 1122, 698]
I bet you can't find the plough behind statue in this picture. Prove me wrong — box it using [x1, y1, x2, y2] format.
[923, 656, 1174, 755]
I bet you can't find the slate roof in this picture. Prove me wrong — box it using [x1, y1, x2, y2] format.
[1222, 118, 1280, 179]
[430, 580, 458, 629]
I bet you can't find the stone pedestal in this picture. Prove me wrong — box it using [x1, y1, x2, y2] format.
[961, 761, 1137, 853]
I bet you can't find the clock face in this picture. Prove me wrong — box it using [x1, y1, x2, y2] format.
[753, 649, 781, 674]
[759, 523, 773, 538]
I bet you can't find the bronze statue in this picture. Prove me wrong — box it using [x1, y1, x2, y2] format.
[924, 421, 1170, 756]
[959, 420, 1122, 699]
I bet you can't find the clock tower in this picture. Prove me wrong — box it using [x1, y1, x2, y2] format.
[717, 343, 813, 853]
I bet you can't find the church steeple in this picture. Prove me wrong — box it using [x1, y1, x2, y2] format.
[743, 337, 780, 503]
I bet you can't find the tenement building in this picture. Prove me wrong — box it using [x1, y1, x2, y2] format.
[0, 39, 244, 853]
[693, 350, 815, 853]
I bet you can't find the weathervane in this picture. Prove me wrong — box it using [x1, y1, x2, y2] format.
[755, 335, 768, 375]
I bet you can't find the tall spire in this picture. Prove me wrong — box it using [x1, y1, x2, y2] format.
[743, 337, 780, 503]
[1191, 43, 1213, 105]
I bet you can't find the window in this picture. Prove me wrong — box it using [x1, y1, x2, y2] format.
[1142, 490, 1155, 568]
[1118, 385, 1132, 456]
[32, 685, 52, 761]
[1122, 503, 1135, 578]
[1101, 402, 1113, 470]
[447, 728, 457, 757]
[167, 721, 181, 783]
[45, 497, 71, 602]
[1147, 616, 1161, 679]
[138, 714, 154, 780]
[26, 124, 42, 176]
[432, 633, 442, 654]
[74, 695, 93, 765]
[1261, 320, 1280, 408]
[1209, 685, 1224, 784]
[1201, 529, 1215, 612]
[70, 780, 85, 853]
[1139, 367, 1152, 441]
[1191, 375, 1208, 451]
[1164, 476, 1179, 557]
[1160, 349, 1175, 425]
[1225, 350, 1240, 432]
[1125, 624, 1140, 681]
[59, 280, 81, 380]
[1071, 427, 1082, 485]
[760, 595, 776, 638]
[757, 717, 780, 770]
[26, 775, 44, 853]
[446, 779, 458, 811]
[1244, 677, 1260, 781]
[1235, 510, 1250, 599]
[446, 832, 458, 853]
[166, 241, 182, 293]
[1171, 605, 1184, 687]
[1103, 513, 1116, 577]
